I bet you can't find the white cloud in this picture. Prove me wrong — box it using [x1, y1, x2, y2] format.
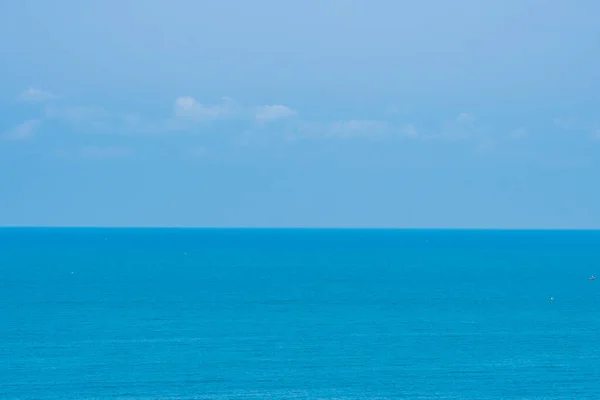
[174, 96, 235, 120]
[173, 97, 295, 124]
[3, 119, 40, 140]
[8, 91, 428, 146]
[456, 112, 474, 124]
[18, 88, 57, 103]
[255, 105, 297, 122]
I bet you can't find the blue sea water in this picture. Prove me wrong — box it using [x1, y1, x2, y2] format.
[1, 228, 599, 399]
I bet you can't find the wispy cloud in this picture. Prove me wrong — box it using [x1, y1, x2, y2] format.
[6, 89, 441, 149]
[18, 88, 57, 103]
[3, 119, 41, 140]
[129, 98, 298, 133]
[174, 96, 236, 121]
[255, 105, 297, 122]
[128, 96, 241, 134]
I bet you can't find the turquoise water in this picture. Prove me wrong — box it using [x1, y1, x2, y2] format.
[1, 228, 599, 399]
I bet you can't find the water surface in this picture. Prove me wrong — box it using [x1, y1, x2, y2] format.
[1, 228, 599, 399]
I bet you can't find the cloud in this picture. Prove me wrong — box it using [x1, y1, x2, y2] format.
[173, 97, 296, 123]
[18, 88, 57, 103]
[3, 119, 40, 140]
[255, 105, 297, 122]
[80, 146, 130, 158]
[9, 91, 423, 146]
[174, 96, 235, 120]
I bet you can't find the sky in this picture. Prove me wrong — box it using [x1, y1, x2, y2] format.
[1, 0, 599, 228]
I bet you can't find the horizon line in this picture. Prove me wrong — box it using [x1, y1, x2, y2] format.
[1, 226, 599, 231]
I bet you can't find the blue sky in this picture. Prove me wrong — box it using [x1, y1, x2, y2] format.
[1, 0, 599, 228]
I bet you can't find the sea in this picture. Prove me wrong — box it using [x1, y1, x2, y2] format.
[1, 228, 599, 399]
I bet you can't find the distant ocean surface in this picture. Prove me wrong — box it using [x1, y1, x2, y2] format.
[1, 228, 599, 399]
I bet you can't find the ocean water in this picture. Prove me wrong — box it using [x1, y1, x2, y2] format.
[1, 228, 599, 399]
